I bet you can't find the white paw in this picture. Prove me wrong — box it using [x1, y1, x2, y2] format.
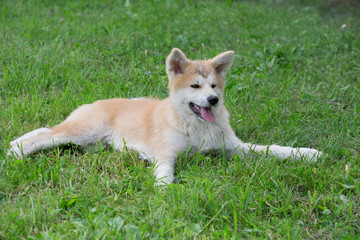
[154, 165, 175, 186]
[297, 148, 322, 162]
[155, 175, 174, 186]
[9, 140, 19, 148]
[7, 146, 24, 159]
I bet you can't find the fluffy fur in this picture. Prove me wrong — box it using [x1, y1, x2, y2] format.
[7, 48, 322, 184]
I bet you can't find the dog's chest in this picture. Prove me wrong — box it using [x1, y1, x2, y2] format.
[185, 123, 226, 151]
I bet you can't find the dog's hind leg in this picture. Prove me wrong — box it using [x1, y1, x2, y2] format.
[7, 120, 109, 159]
[7, 101, 113, 159]
[10, 128, 52, 148]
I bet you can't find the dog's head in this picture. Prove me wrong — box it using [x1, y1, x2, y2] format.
[166, 48, 234, 123]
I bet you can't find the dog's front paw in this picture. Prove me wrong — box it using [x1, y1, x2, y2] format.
[297, 148, 322, 162]
[155, 175, 174, 187]
[154, 165, 175, 186]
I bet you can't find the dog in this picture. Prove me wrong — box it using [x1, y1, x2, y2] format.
[7, 48, 322, 185]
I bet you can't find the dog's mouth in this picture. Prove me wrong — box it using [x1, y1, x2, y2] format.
[189, 103, 215, 122]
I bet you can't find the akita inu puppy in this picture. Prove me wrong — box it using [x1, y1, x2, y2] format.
[7, 48, 322, 184]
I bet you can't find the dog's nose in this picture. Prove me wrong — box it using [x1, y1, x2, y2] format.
[207, 95, 219, 106]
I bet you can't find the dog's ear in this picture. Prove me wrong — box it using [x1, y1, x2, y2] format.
[210, 51, 234, 78]
[166, 48, 189, 80]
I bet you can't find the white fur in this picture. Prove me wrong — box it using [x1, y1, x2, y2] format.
[7, 48, 322, 185]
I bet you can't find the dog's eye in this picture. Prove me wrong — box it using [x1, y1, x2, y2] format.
[191, 84, 200, 89]
[211, 84, 216, 88]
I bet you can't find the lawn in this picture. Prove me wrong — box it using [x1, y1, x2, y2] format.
[1, 0, 359, 239]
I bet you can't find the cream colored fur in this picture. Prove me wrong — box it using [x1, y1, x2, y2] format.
[7, 48, 322, 185]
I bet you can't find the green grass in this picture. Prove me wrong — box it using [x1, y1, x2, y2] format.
[1, 0, 360, 238]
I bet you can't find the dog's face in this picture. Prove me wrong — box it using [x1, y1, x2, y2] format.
[166, 48, 234, 122]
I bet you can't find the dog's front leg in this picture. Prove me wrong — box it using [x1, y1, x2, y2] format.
[153, 153, 177, 186]
[223, 134, 250, 157]
[224, 134, 322, 161]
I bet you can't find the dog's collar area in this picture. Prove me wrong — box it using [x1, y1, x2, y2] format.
[189, 102, 215, 122]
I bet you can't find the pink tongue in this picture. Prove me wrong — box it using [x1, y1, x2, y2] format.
[200, 107, 215, 122]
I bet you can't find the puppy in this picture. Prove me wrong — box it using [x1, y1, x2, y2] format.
[7, 48, 322, 184]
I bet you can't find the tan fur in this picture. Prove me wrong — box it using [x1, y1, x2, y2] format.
[7, 48, 322, 185]
[169, 61, 225, 91]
